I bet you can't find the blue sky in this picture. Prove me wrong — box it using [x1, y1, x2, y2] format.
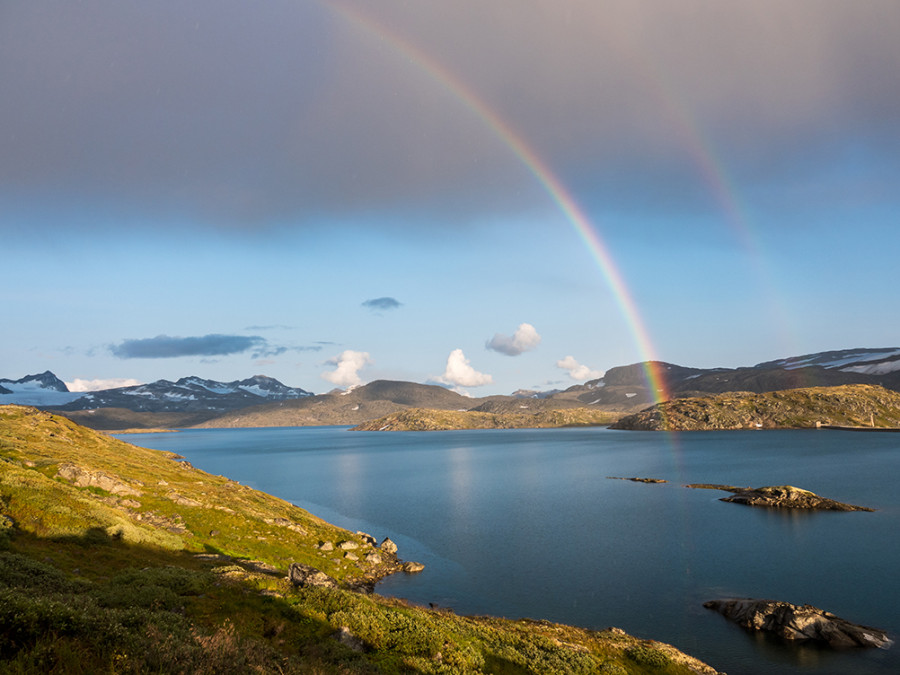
[2, 1, 899, 395]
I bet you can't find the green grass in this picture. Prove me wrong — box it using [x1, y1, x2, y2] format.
[0, 404, 717, 674]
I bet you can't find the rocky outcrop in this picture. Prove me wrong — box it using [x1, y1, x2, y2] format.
[288, 562, 338, 589]
[611, 384, 900, 431]
[704, 598, 892, 649]
[607, 476, 667, 484]
[688, 484, 874, 511]
[55, 462, 141, 497]
[379, 537, 398, 554]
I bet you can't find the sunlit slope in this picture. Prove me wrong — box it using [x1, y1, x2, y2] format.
[0, 404, 719, 674]
[612, 384, 900, 431]
[353, 407, 621, 431]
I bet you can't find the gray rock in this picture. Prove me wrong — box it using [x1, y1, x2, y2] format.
[317, 541, 334, 551]
[365, 552, 382, 564]
[334, 626, 366, 652]
[356, 531, 377, 546]
[704, 598, 892, 649]
[288, 562, 337, 589]
[337, 540, 359, 550]
[344, 552, 359, 561]
[402, 561, 425, 573]
[380, 537, 398, 554]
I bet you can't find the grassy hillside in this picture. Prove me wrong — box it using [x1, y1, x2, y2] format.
[0, 405, 717, 674]
[611, 384, 900, 431]
[352, 407, 622, 431]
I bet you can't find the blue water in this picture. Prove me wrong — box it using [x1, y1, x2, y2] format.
[122, 426, 900, 675]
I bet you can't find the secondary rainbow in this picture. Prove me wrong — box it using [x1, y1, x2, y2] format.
[323, 1, 672, 406]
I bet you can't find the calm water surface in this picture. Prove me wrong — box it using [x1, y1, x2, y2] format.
[124, 426, 900, 675]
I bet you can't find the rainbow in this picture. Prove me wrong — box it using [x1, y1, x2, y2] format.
[321, 1, 674, 410]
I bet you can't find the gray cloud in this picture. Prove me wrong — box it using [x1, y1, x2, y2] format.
[111, 334, 266, 359]
[486, 323, 541, 356]
[362, 297, 402, 311]
[2, 1, 898, 232]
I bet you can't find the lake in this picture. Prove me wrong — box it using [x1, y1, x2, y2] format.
[122, 426, 900, 675]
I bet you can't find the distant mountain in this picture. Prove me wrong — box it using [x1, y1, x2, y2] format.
[0, 372, 312, 420]
[544, 348, 900, 410]
[5, 347, 900, 430]
[0, 371, 82, 406]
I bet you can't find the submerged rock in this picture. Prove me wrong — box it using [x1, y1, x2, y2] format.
[704, 598, 892, 649]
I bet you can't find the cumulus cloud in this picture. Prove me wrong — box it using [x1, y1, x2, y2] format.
[111, 334, 266, 359]
[321, 350, 372, 387]
[437, 349, 493, 388]
[486, 323, 541, 356]
[66, 378, 142, 392]
[556, 356, 603, 382]
[362, 297, 402, 311]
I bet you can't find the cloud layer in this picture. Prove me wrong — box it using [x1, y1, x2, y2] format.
[3, 1, 898, 231]
[66, 378, 142, 392]
[556, 356, 603, 382]
[486, 323, 541, 356]
[321, 350, 372, 387]
[362, 297, 402, 311]
[110, 334, 267, 359]
[437, 349, 493, 388]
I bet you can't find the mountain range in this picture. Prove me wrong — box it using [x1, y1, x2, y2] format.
[2, 347, 899, 430]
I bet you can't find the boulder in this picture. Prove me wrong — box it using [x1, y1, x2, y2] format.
[356, 531, 377, 546]
[337, 540, 359, 550]
[334, 627, 366, 652]
[380, 537, 398, 554]
[55, 462, 141, 497]
[288, 562, 337, 589]
[704, 598, 892, 649]
[402, 561, 425, 573]
[317, 541, 334, 551]
[365, 552, 382, 564]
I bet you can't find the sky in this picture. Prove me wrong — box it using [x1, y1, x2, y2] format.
[2, 0, 899, 396]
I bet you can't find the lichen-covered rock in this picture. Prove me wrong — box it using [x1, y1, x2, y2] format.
[379, 537, 398, 554]
[704, 598, 892, 649]
[288, 562, 337, 589]
[55, 462, 141, 497]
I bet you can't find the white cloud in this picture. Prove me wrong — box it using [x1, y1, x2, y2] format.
[486, 323, 542, 356]
[556, 356, 603, 382]
[437, 349, 493, 388]
[321, 350, 372, 387]
[66, 378, 142, 392]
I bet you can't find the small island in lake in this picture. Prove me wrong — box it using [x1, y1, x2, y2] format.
[704, 598, 892, 649]
[611, 384, 900, 431]
[686, 484, 874, 511]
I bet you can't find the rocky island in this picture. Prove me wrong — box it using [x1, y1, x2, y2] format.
[686, 484, 874, 511]
[611, 384, 900, 431]
[704, 598, 892, 649]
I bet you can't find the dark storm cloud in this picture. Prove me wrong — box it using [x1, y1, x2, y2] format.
[2, 1, 899, 231]
[111, 334, 267, 359]
[362, 297, 402, 311]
